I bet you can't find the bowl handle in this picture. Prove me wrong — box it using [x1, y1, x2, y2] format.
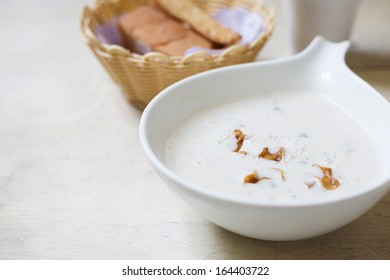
[297, 36, 351, 68]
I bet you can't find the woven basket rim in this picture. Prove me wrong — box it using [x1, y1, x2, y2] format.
[80, 0, 275, 64]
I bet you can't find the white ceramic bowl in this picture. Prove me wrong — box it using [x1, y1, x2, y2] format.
[139, 37, 390, 241]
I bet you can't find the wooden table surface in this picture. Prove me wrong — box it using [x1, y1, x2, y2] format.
[0, 0, 389, 259]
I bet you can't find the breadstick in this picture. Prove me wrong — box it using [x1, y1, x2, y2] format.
[155, 0, 240, 45]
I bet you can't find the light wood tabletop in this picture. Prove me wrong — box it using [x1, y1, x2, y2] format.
[0, 0, 389, 259]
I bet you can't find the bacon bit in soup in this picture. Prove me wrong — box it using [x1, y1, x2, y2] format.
[243, 171, 270, 184]
[259, 147, 285, 162]
[272, 168, 286, 181]
[305, 181, 316, 189]
[313, 164, 340, 190]
[233, 129, 245, 153]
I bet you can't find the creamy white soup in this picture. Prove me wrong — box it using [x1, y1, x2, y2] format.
[165, 91, 385, 202]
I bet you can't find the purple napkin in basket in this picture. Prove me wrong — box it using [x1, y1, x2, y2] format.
[96, 18, 122, 46]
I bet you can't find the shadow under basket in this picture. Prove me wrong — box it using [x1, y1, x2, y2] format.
[80, 0, 275, 110]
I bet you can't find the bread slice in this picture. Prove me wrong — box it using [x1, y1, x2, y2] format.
[155, 0, 240, 45]
[155, 30, 213, 56]
[118, 4, 169, 34]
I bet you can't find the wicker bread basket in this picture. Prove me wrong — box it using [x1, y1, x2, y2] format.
[81, 0, 275, 109]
